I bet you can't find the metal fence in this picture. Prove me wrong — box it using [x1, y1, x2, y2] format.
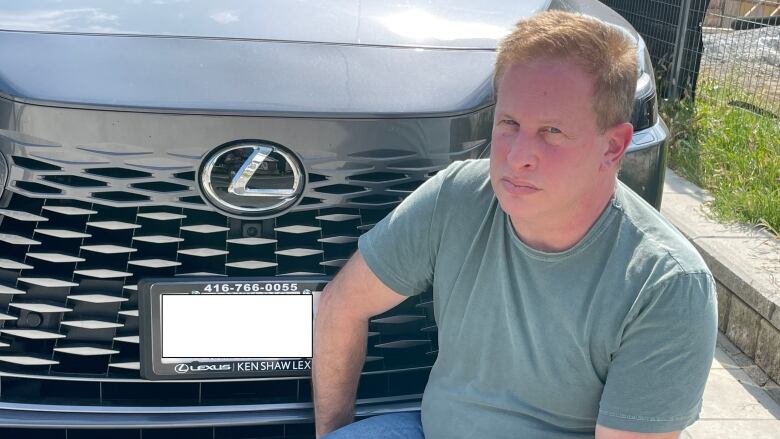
[602, 0, 780, 118]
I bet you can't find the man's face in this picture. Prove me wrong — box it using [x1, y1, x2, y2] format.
[489, 59, 612, 226]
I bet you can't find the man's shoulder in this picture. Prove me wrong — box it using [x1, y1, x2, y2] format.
[614, 182, 711, 280]
[438, 158, 491, 185]
[432, 158, 494, 206]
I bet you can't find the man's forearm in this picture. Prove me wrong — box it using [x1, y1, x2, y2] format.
[312, 292, 369, 437]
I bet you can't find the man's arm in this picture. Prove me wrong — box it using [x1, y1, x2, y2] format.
[596, 273, 716, 436]
[312, 250, 408, 438]
[596, 425, 681, 439]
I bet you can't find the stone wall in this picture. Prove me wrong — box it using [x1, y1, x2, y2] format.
[661, 169, 780, 398]
[717, 278, 780, 385]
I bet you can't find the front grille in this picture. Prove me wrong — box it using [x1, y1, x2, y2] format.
[6, 143, 459, 212]
[0, 98, 493, 426]
[0, 185, 438, 405]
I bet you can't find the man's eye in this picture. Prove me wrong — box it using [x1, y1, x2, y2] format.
[544, 127, 562, 134]
[500, 119, 518, 126]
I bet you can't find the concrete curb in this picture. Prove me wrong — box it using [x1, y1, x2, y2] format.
[661, 169, 780, 400]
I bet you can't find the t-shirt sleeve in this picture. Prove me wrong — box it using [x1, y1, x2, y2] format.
[597, 272, 718, 433]
[357, 165, 451, 297]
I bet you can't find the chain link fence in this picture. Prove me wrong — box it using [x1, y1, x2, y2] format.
[603, 0, 780, 118]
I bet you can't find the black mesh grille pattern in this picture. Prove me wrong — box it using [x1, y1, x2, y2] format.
[0, 188, 438, 405]
[7, 145, 462, 212]
[0, 105, 493, 415]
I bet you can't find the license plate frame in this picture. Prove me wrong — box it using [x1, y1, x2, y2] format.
[138, 276, 327, 380]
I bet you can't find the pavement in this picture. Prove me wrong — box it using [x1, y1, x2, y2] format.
[684, 334, 780, 438]
[661, 169, 780, 438]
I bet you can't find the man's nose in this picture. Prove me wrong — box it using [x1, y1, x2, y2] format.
[505, 132, 538, 170]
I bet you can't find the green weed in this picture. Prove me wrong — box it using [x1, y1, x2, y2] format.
[661, 80, 780, 235]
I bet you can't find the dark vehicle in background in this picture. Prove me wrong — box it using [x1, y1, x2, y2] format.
[0, 1, 667, 437]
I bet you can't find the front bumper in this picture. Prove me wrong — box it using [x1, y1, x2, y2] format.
[0, 395, 421, 429]
[620, 117, 670, 209]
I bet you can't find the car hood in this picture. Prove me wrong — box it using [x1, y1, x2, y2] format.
[0, 0, 550, 49]
[0, 0, 640, 116]
[0, 31, 497, 116]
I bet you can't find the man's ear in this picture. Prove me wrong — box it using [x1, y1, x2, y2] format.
[601, 122, 633, 171]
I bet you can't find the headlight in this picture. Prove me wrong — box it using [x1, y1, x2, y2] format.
[632, 39, 658, 131]
[632, 72, 657, 131]
[0, 153, 7, 199]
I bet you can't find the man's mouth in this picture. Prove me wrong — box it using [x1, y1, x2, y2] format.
[501, 178, 540, 194]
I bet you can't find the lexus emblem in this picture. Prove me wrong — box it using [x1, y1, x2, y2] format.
[199, 142, 304, 218]
[174, 363, 190, 374]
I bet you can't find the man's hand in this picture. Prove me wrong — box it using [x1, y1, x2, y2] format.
[596, 424, 681, 439]
[312, 250, 408, 438]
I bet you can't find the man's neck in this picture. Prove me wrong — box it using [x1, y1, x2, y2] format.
[511, 183, 617, 253]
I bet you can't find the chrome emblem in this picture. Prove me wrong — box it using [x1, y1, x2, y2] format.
[199, 142, 304, 218]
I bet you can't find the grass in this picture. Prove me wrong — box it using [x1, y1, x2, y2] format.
[661, 80, 780, 236]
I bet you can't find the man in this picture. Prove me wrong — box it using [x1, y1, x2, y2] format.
[313, 11, 717, 439]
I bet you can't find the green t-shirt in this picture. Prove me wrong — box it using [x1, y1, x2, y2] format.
[358, 159, 717, 438]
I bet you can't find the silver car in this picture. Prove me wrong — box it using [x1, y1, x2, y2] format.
[0, 0, 667, 437]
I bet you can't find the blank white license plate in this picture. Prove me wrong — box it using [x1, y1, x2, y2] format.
[161, 294, 313, 359]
